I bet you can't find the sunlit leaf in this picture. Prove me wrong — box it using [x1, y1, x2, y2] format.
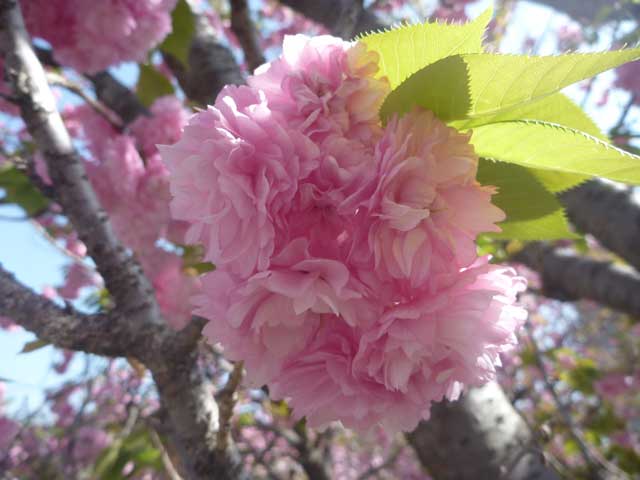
[381, 48, 640, 122]
[471, 121, 640, 184]
[477, 159, 577, 240]
[159, 0, 195, 65]
[136, 64, 174, 108]
[359, 8, 492, 89]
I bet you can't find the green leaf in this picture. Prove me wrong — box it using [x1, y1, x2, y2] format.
[159, 0, 195, 65]
[359, 7, 492, 89]
[471, 121, 640, 184]
[136, 64, 174, 108]
[477, 159, 576, 240]
[381, 48, 640, 122]
[452, 92, 607, 140]
[0, 166, 49, 216]
[20, 339, 49, 354]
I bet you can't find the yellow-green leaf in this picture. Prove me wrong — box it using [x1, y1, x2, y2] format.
[477, 159, 576, 240]
[471, 121, 640, 184]
[359, 8, 492, 89]
[159, 0, 195, 65]
[381, 48, 640, 122]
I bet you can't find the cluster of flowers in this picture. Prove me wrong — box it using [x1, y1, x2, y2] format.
[162, 34, 527, 432]
[22, 0, 176, 73]
[31, 96, 198, 330]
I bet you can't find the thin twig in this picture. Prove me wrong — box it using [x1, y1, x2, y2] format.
[149, 428, 184, 480]
[215, 361, 244, 454]
[46, 71, 124, 131]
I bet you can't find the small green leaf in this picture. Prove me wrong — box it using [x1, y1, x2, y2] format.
[471, 121, 640, 184]
[190, 262, 215, 274]
[136, 64, 174, 108]
[477, 159, 576, 240]
[159, 0, 195, 65]
[0, 166, 49, 216]
[359, 7, 492, 89]
[20, 339, 49, 354]
[381, 48, 640, 122]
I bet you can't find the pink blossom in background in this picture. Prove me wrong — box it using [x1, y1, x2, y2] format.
[140, 248, 200, 330]
[23, 0, 177, 74]
[71, 427, 110, 463]
[163, 34, 526, 432]
[614, 61, 640, 103]
[130, 96, 189, 158]
[595, 373, 636, 398]
[0, 316, 16, 330]
[57, 263, 102, 300]
[556, 25, 583, 51]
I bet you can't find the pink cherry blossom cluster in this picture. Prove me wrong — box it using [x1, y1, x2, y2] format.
[162, 34, 527, 432]
[161, 35, 526, 431]
[36, 96, 197, 329]
[22, 0, 176, 73]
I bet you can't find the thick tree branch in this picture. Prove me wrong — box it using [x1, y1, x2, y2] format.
[164, 14, 244, 106]
[407, 382, 560, 480]
[561, 180, 640, 273]
[148, 349, 246, 480]
[514, 243, 640, 317]
[0, 265, 131, 356]
[229, 0, 266, 72]
[279, 0, 383, 38]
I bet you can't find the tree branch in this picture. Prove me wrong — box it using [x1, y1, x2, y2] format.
[561, 180, 640, 273]
[164, 14, 244, 106]
[278, 0, 383, 38]
[514, 243, 640, 317]
[229, 0, 266, 72]
[0, 265, 132, 356]
[87, 71, 149, 124]
[407, 382, 560, 480]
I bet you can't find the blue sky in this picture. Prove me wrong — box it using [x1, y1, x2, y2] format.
[1, 0, 636, 416]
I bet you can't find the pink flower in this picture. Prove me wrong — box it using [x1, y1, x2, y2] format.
[140, 248, 200, 330]
[615, 61, 640, 103]
[195, 239, 379, 386]
[269, 258, 526, 432]
[57, 263, 102, 300]
[249, 35, 390, 143]
[364, 109, 504, 287]
[130, 96, 189, 158]
[23, 0, 177, 73]
[161, 85, 319, 277]
[166, 34, 526, 433]
[72, 427, 110, 463]
[595, 373, 636, 398]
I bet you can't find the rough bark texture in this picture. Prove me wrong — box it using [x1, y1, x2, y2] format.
[561, 180, 640, 272]
[279, 0, 383, 38]
[514, 243, 640, 316]
[0, 265, 132, 357]
[407, 383, 560, 480]
[164, 14, 244, 106]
